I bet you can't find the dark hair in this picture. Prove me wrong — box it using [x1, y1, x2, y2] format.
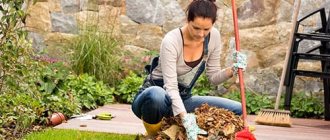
[186, 0, 218, 24]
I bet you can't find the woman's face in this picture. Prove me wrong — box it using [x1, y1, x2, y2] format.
[187, 17, 213, 41]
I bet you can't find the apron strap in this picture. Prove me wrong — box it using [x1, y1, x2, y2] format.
[146, 32, 210, 95]
[185, 33, 210, 89]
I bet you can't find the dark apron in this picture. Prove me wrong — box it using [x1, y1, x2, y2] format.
[138, 33, 210, 100]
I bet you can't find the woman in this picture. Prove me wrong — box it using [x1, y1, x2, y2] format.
[132, 0, 247, 139]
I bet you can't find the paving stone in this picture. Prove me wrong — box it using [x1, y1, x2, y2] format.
[55, 104, 330, 140]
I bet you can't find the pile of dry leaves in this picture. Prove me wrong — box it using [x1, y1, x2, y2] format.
[154, 103, 244, 140]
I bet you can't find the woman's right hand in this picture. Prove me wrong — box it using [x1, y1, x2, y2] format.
[181, 113, 207, 140]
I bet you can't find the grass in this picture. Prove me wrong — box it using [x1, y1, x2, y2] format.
[70, 30, 123, 87]
[23, 129, 136, 140]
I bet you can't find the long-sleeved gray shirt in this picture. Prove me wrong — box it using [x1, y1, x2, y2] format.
[151, 27, 230, 116]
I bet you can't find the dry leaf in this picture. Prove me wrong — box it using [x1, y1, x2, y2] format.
[162, 125, 180, 140]
[155, 104, 244, 140]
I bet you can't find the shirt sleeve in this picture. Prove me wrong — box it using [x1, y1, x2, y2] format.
[206, 28, 231, 85]
[160, 34, 187, 116]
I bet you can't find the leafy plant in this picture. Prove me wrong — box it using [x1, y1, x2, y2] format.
[115, 72, 144, 103]
[64, 74, 115, 110]
[290, 93, 324, 118]
[224, 90, 324, 118]
[36, 62, 81, 120]
[0, 0, 38, 95]
[192, 73, 216, 96]
[70, 29, 123, 87]
[0, 0, 42, 137]
[37, 62, 70, 94]
[0, 2, 121, 138]
[223, 91, 273, 114]
[0, 92, 40, 137]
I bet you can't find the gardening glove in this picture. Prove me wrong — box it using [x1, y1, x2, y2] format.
[229, 37, 247, 75]
[232, 51, 247, 75]
[182, 113, 207, 140]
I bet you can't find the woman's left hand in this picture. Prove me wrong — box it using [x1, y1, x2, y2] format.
[232, 51, 247, 74]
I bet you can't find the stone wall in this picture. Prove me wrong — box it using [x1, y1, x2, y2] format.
[25, 0, 330, 96]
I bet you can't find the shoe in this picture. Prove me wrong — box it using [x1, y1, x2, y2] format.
[143, 120, 162, 136]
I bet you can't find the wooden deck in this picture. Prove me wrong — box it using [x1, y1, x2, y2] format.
[55, 104, 330, 140]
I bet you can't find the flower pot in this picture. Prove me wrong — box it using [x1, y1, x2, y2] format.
[50, 112, 66, 126]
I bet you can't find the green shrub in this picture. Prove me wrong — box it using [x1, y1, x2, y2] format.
[0, 92, 40, 137]
[224, 91, 324, 118]
[70, 30, 123, 87]
[0, 1, 116, 138]
[290, 93, 324, 118]
[222, 91, 273, 114]
[0, 0, 42, 137]
[115, 72, 144, 103]
[64, 74, 115, 110]
[192, 73, 216, 96]
[35, 62, 115, 120]
[36, 62, 81, 120]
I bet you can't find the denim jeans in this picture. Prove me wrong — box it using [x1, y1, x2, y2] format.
[132, 86, 242, 124]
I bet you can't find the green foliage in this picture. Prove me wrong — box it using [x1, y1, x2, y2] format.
[290, 93, 324, 118]
[64, 74, 115, 110]
[36, 62, 81, 120]
[35, 62, 115, 120]
[192, 73, 216, 96]
[223, 91, 273, 114]
[0, 58, 116, 137]
[37, 62, 69, 94]
[115, 72, 144, 103]
[0, 92, 40, 136]
[0, 1, 118, 138]
[0, 0, 37, 95]
[224, 91, 324, 118]
[0, 0, 42, 137]
[70, 30, 123, 87]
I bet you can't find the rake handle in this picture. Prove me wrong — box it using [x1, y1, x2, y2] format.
[231, 0, 248, 128]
